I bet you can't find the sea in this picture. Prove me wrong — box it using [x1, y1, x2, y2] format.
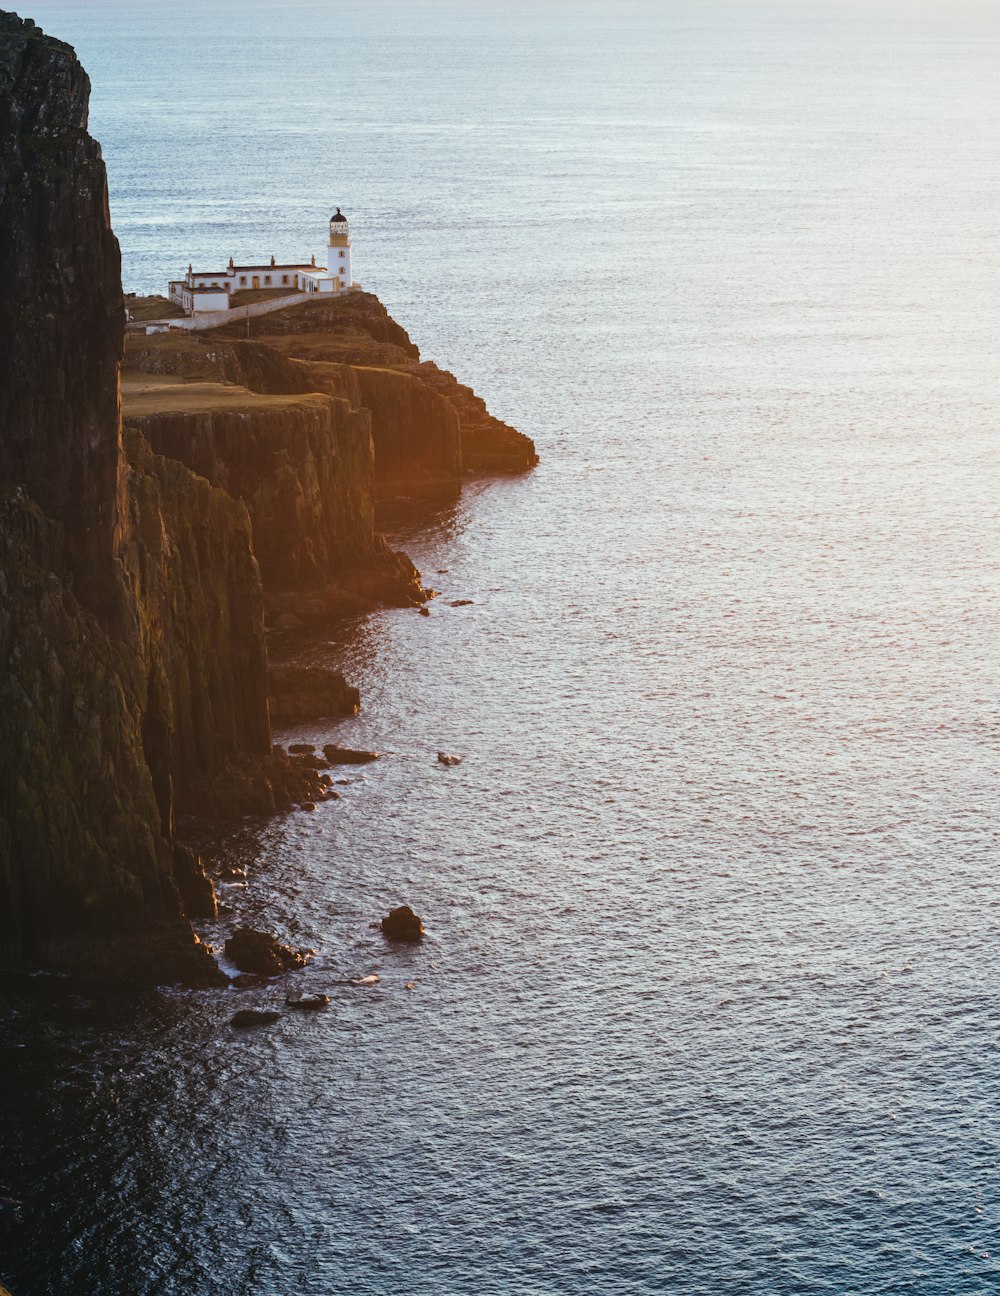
[2, 1, 1000, 1292]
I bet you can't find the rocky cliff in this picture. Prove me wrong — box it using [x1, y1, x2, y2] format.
[0, 13, 125, 624]
[0, 10, 538, 980]
[208, 293, 539, 481]
[0, 13, 276, 978]
[121, 335, 427, 614]
[121, 374, 422, 616]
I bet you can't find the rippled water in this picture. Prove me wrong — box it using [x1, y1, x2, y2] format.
[3, 1, 1000, 1291]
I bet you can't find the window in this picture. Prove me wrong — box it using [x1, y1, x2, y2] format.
[339, 251, 345, 259]
[282, 274, 289, 285]
[240, 276, 247, 286]
[264, 275, 271, 286]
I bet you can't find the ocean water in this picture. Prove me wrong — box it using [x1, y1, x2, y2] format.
[3, 1, 1000, 1292]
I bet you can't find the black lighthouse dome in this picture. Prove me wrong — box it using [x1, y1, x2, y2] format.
[330, 207, 348, 223]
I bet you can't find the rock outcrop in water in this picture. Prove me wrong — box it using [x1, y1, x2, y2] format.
[0, 10, 536, 981]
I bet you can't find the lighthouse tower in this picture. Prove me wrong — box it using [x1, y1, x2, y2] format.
[327, 207, 352, 289]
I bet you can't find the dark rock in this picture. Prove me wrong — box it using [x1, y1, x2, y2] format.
[231, 1009, 281, 1028]
[322, 744, 380, 765]
[269, 665, 360, 722]
[381, 905, 425, 942]
[285, 993, 330, 1010]
[220, 865, 247, 881]
[0, 13, 255, 982]
[288, 742, 316, 754]
[224, 928, 309, 977]
[172, 844, 218, 920]
[300, 801, 317, 812]
[437, 752, 463, 766]
[418, 606, 431, 616]
[449, 599, 474, 607]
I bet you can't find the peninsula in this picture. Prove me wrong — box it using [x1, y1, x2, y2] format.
[0, 10, 537, 983]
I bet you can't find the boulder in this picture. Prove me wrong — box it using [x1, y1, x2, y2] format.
[285, 993, 330, 1010]
[172, 844, 218, 920]
[437, 752, 463, 766]
[224, 928, 310, 976]
[381, 905, 425, 942]
[268, 665, 360, 722]
[322, 744, 380, 765]
[230, 1009, 281, 1028]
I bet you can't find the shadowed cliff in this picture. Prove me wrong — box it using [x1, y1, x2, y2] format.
[0, 13, 276, 978]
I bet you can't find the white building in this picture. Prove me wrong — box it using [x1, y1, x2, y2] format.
[168, 208, 354, 315]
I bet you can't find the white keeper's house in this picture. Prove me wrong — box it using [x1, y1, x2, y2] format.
[168, 208, 354, 316]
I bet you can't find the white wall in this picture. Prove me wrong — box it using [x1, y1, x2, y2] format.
[326, 244, 352, 285]
[191, 288, 230, 312]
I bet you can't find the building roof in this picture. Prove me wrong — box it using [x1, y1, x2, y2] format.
[330, 208, 348, 223]
[230, 263, 315, 272]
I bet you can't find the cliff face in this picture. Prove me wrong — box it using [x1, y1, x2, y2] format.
[0, 490, 186, 972]
[0, 13, 126, 622]
[353, 365, 462, 500]
[122, 430, 271, 815]
[210, 293, 540, 479]
[121, 379, 424, 612]
[0, 13, 272, 978]
[127, 392, 377, 585]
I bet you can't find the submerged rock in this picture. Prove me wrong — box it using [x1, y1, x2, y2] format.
[449, 599, 474, 607]
[322, 744, 380, 765]
[285, 993, 330, 1011]
[437, 752, 463, 766]
[231, 1009, 281, 1029]
[381, 905, 425, 942]
[224, 928, 310, 977]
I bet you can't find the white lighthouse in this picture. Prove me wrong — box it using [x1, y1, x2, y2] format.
[167, 206, 356, 318]
[327, 207, 352, 288]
